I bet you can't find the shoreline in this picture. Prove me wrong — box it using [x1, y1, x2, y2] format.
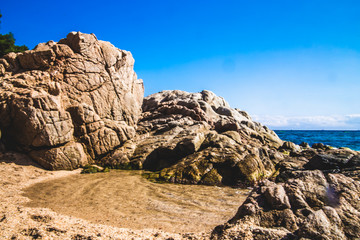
[274, 129, 360, 151]
[23, 169, 247, 234]
[0, 151, 206, 239]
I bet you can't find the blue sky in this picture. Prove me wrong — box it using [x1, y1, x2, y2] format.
[1, 0, 360, 129]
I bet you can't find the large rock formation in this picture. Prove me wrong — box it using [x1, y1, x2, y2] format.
[212, 144, 360, 239]
[0, 32, 286, 186]
[212, 170, 360, 240]
[0, 32, 144, 169]
[104, 90, 284, 186]
[1, 32, 360, 240]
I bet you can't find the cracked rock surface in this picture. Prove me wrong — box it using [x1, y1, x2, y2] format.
[212, 169, 360, 240]
[104, 90, 285, 186]
[0, 32, 144, 169]
[1, 32, 360, 240]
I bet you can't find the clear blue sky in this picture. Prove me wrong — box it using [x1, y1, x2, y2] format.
[1, 0, 360, 129]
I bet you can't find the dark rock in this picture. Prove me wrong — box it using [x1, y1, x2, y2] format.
[347, 155, 360, 168]
[300, 142, 309, 148]
[305, 154, 350, 171]
[312, 143, 325, 149]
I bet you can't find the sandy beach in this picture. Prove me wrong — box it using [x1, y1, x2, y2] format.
[0, 151, 199, 239]
[0, 151, 247, 239]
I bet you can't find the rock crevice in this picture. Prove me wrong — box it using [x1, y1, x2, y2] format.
[1, 32, 360, 239]
[103, 90, 285, 186]
[0, 32, 144, 169]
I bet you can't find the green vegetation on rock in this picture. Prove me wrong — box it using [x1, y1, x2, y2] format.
[142, 171, 168, 184]
[81, 165, 109, 174]
[0, 14, 28, 57]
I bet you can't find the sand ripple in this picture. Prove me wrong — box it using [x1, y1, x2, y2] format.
[24, 170, 248, 233]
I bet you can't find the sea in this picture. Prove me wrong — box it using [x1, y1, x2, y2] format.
[274, 130, 360, 151]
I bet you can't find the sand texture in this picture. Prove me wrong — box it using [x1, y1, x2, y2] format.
[24, 170, 248, 233]
[0, 152, 247, 239]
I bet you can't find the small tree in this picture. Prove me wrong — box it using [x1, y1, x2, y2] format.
[0, 13, 28, 58]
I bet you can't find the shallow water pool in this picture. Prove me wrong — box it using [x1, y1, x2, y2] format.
[23, 170, 249, 233]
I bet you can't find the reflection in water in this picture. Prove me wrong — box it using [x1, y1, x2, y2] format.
[23, 170, 249, 233]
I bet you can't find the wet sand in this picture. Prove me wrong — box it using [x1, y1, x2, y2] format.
[0, 152, 209, 239]
[24, 170, 249, 234]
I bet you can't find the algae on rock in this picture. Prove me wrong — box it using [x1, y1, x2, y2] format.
[107, 90, 285, 186]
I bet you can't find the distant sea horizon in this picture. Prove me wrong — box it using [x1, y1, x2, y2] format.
[274, 130, 360, 151]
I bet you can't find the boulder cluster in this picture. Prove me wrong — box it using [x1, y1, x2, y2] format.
[213, 162, 360, 239]
[1, 32, 359, 239]
[104, 90, 284, 186]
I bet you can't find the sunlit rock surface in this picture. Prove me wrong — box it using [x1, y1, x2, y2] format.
[0, 32, 144, 169]
[105, 90, 284, 186]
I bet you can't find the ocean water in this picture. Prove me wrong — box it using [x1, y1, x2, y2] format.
[274, 130, 360, 151]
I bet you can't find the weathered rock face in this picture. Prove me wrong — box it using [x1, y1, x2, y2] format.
[211, 139, 360, 238]
[0, 32, 144, 169]
[277, 147, 360, 181]
[212, 170, 360, 240]
[104, 90, 284, 186]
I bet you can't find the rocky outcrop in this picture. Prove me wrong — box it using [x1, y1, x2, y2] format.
[0, 32, 285, 185]
[212, 170, 360, 240]
[104, 90, 284, 186]
[2, 31, 360, 240]
[210, 137, 360, 239]
[0, 32, 144, 169]
[277, 147, 360, 181]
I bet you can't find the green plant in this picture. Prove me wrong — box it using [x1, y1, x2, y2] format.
[81, 165, 110, 174]
[0, 13, 28, 57]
